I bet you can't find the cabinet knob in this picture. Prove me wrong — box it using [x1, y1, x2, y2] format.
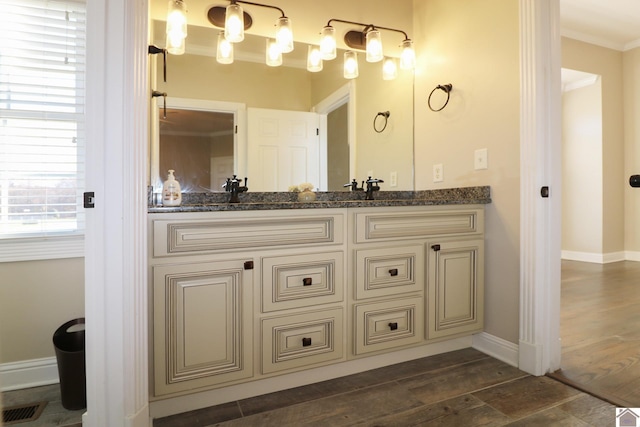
[302, 337, 312, 347]
[243, 260, 254, 270]
[388, 322, 398, 331]
[303, 277, 312, 286]
[388, 268, 398, 277]
[431, 244, 441, 252]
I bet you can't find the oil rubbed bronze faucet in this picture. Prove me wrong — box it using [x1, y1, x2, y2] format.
[223, 175, 248, 203]
[364, 177, 384, 200]
[344, 177, 384, 200]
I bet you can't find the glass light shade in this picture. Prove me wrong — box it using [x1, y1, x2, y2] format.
[225, 3, 244, 43]
[366, 29, 383, 63]
[216, 32, 233, 64]
[307, 45, 323, 72]
[166, 32, 185, 55]
[343, 51, 359, 79]
[276, 17, 294, 53]
[165, 0, 187, 55]
[320, 26, 336, 60]
[266, 38, 282, 67]
[400, 39, 416, 70]
[382, 57, 397, 80]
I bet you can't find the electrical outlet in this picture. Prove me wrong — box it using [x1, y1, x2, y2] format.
[390, 171, 398, 187]
[433, 164, 443, 183]
[475, 148, 488, 170]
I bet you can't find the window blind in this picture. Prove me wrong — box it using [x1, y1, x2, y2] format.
[0, 0, 86, 238]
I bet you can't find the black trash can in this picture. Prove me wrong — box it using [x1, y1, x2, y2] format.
[53, 318, 86, 410]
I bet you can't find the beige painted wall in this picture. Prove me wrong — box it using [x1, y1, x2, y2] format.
[413, 0, 521, 344]
[157, 54, 313, 111]
[0, 258, 84, 363]
[623, 47, 640, 255]
[562, 38, 625, 256]
[562, 79, 603, 255]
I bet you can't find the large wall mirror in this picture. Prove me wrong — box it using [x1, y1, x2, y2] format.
[149, 17, 414, 192]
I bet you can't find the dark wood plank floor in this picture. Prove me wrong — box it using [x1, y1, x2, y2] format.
[550, 260, 640, 408]
[153, 348, 615, 426]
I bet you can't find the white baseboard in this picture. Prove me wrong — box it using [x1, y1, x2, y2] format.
[0, 357, 59, 392]
[561, 250, 627, 264]
[626, 251, 640, 262]
[472, 332, 519, 368]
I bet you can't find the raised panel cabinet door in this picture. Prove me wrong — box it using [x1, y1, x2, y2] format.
[152, 259, 253, 396]
[427, 239, 484, 340]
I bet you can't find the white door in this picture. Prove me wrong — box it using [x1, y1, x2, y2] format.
[247, 108, 320, 191]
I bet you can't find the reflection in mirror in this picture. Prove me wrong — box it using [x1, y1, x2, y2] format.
[150, 21, 414, 192]
[159, 109, 234, 192]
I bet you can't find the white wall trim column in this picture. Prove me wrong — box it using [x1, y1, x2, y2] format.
[85, 0, 149, 425]
[518, 0, 562, 376]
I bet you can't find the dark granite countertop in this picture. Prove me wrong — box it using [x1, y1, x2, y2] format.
[148, 186, 491, 213]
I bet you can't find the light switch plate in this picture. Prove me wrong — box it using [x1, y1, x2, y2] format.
[433, 164, 443, 183]
[475, 148, 488, 170]
[390, 171, 398, 187]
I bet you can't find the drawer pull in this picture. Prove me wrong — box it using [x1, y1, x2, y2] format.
[431, 244, 441, 252]
[302, 277, 313, 286]
[388, 322, 398, 331]
[302, 337, 312, 347]
[244, 260, 254, 270]
[388, 268, 398, 276]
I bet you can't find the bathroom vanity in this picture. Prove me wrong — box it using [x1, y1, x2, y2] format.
[147, 187, 490, 414]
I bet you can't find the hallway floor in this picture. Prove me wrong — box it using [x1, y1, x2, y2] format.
[152, 348, 614, 427]
[550, 259, 640, 408]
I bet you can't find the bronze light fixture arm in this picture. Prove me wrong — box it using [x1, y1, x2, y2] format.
[231, 0, 287, 18]
[326, 18, 410, 41]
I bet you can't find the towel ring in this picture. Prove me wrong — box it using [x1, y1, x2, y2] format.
[373, 111, 390, 133]
[428, 84, 453, 112]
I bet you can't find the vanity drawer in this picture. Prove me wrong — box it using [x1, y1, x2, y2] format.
[355, 244, 424, 300]
[354, 296, 423, 355]
[261, 308, 344, 374]
[354, 208, 483, 243]
[152, 213, 344, 257]
[262, 251, 344, 313]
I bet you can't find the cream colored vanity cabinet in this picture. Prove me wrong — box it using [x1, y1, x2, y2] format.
[350, 205, 485, 355]
[148, 209, 347, 397]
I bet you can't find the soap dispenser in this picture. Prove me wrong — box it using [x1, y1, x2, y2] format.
[162, 169, 182, 206]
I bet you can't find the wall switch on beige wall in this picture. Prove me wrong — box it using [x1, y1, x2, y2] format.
[475, 148, 488, 170]
[433, 164, 443, 182]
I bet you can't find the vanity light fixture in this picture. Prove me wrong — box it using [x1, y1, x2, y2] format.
[207, 1, 294, 58]
[320, 26, 337, 60]
[382, 57, 397, 80]
[224, 2, 245, 42]
[266, 38, 282, 67]
[400, 39, 416, 70]
[307, 45, 323, 72]
[365, 27, 383, 63]
[343, 51, 359, 79]
[216, 32, 234, 64]
[165, 0, 188, 55]
[320, 18, 415, 79]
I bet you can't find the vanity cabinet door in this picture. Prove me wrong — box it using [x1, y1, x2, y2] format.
[426, 239, 484, 340]
[152, 259, 253, 396]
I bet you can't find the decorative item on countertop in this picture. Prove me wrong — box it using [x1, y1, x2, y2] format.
[296, 182, 316, 202]
[162, 169, 182, 206]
